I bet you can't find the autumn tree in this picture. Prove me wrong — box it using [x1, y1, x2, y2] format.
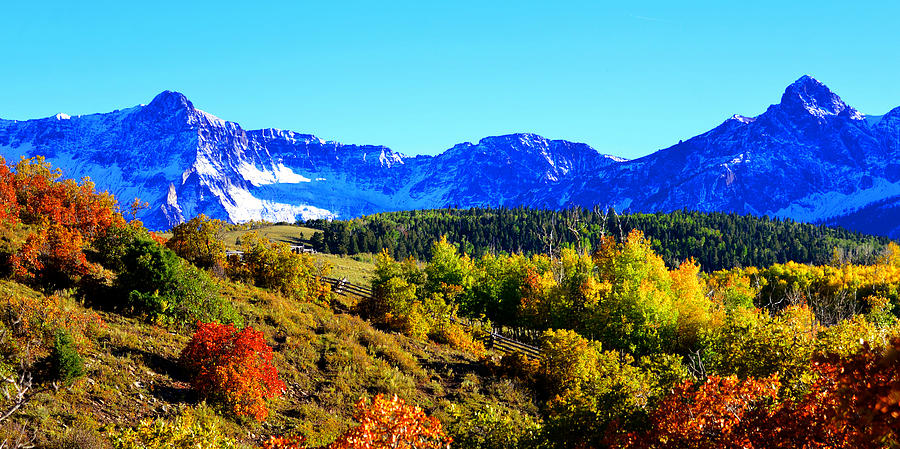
[12, 156, 121, 238]
[699, 305, 817, 396]
[539, 329, 652, 449]
[362, 250, 447, 337]
[464, 252, 530, 327]
[588, 230, 681, 355]
[0, 156, 127, 289]
[424, 236, 474, 302]
[11, 222, 97, 289]
[798, 337, 900, 447]
[0, 158, 18, 228]
[166, 214, 227, 270]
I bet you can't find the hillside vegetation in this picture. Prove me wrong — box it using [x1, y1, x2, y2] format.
[362, 231, 900, 448]
[1, 156, 900, 449]
[0, 157, 536, 448]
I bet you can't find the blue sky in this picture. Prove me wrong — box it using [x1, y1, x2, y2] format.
[2, 1, 898, 158]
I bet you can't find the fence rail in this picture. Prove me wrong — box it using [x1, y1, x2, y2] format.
[322, 276, 373, 298]
[322, 277, 541, 360]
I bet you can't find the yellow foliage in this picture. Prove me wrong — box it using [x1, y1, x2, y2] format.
[227, 231, 331, 302]
[0, 283, 104, 351]
[429, 322, 486, 357]
[108, 406, 237, 449]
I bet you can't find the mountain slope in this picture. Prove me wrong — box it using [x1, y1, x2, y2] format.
[569, 76, 900, 225]
[2, 76, 900, 234]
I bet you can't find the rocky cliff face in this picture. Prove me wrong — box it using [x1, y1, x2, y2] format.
[2, 76, 899, 235]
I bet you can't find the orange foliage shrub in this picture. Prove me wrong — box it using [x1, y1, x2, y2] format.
[148, 231, 168, 246]
[329, 394, 450, 449]
[612, 339, 900, 448]
[0, 160, 18, 227]
[12, 157, 122, 237]
[1, 156, 126, 288]
[613, 375, 780, 449]
[11, 223, 99, 285]
[179, 322, 285, 421]
[785, 338, 900, 448]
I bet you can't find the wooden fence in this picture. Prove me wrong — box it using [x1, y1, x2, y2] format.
[322, 276, 373, 299]
[321, 277, 542, 360]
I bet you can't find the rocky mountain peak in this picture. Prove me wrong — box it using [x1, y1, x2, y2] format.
[779, 75, 858, 119]
[145, 90, 195, 115]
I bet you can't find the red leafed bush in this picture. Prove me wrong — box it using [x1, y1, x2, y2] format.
[180, 322, 285, 421]
[0, 160, 18, 226]
[783, 337, 900, 448]
[613, 375, 780, 449]
[11, 222, 98, 285]
[329, 394, 450, 449]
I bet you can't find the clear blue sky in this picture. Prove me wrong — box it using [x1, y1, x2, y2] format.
[2, 1, 899, 158]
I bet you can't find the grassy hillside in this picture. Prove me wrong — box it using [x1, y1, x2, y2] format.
[220, 225, 321, 250]
[5, 158, 900, 449]
[2, 276, 537, 448]
[0, 158, 536, 448]
[163, 224, 377, 284]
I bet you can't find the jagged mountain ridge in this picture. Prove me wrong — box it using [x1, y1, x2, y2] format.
[570, 76, 900, 225]
[1, 75, 899, 235]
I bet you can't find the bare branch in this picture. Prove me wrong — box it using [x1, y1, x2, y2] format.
[0, 372, 32, 423]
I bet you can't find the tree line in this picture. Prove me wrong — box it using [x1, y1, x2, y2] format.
[302, 207, 891, 271]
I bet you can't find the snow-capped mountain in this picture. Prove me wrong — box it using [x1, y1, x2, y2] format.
[565, 75, 900, 236]
[1, 76, 899, 235]
[0, 91, 617, 229]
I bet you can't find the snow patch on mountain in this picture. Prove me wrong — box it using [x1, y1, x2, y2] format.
[774, 177, 900, 222]
[223, 184, 334, 222]
[237, 162, 311, 186]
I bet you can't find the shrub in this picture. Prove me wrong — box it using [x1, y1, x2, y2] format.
[108, 406, 237, 449]
[539, 329, 653, 448]
[91, 222, 148, 273]
[225, 231, 331, 302]
[51, 328, 84, 384]
[364, 250, 458, 340]
[117, 237, 181, 298]
[166, 214, 227, 270]
[491, 353, 540, 384]
[4, 157, 125, 290]
[429, 322, 486, 357]
[260, 436, 307, 449]
[179, 322, 285, 421]
[0, 288, 104, 353]
[445, 403, 541, 449]
[329, 394, 450, 449]
[11, 223, 99, 290]
[612, 375, 781, 449]
[699, 305, 816, 396]
[119, 237, 239, 326]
